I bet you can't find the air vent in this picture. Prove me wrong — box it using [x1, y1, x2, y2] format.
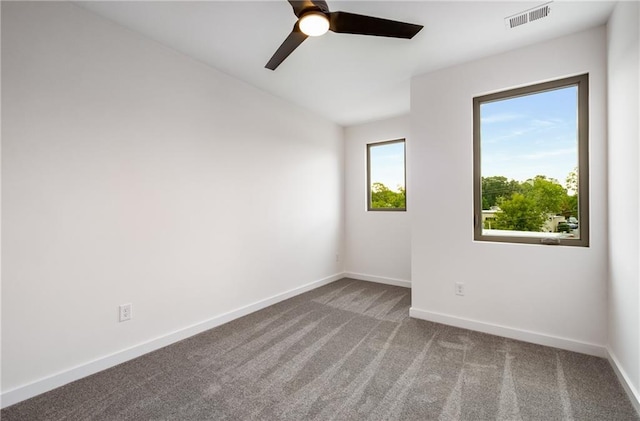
[505, 2, 552, 29]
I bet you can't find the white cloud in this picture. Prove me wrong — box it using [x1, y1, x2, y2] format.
[480, 113, 523, 124]
[533, 116, 565, 125]
[519, 148, 575, 160]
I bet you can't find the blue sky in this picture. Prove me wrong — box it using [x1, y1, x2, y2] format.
[481, 85, 578, 187]
[370, 142, 405, 192]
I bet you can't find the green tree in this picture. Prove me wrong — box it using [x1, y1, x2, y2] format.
[524, 175, 569, 215]
[371, 182, 405, 209]
[490, 174, 575, 231]
[493, 193, 546, 231]
[481, 176, 521, 209]
[562, 167, 579, 218]
[559, 195, 578, 218]
[566, 167, 578, 194]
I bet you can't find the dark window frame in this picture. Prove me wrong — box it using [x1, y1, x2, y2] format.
[367, 138, 407, 212]
[473, 74, 590, 247]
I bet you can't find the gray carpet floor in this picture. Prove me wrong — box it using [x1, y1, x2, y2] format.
[3, 278, 639, 420]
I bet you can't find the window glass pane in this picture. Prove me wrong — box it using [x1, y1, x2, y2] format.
[479, 84, 581, 241]
[368, 140, 406, 210]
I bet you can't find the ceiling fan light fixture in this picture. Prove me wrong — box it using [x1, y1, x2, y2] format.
[299, 11, 329, 36]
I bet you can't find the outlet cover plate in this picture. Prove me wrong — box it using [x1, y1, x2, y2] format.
[119, 303, 132, 322]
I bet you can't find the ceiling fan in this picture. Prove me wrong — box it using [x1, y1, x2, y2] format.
[265, 0, 424, 70]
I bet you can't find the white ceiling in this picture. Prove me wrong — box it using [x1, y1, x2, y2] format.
[76, 1, 615, 126]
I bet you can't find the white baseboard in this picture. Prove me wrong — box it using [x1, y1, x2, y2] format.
[1, 272, 345, 409]
[344, 272, 411, 288]
[607, 348, 640, 416]
[409, 307, 607, 358]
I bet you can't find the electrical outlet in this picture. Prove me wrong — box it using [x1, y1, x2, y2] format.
[455, 282, 465, 296]
[119, 303, 132, 322]
[336, 253, 340, 262]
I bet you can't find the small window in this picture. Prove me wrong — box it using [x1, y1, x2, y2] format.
[367, 139, 406, 211]
[473, 74, 589, 246]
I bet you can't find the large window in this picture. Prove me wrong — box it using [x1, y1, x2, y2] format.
[473, 74, 589, 246]
[367, 139, 406, 211]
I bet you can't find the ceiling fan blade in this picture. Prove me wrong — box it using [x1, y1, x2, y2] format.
[310, 0, 329, 13]
[265, 23, 308, 70]
[328, 11, 423, 39]
[288, 0, 329, 17]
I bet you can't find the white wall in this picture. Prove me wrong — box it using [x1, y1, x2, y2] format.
[1, 1, 344, 402]
[410, 27, 608, 356]
[344, 115, 411, 287]
[607, 0, 640, 407]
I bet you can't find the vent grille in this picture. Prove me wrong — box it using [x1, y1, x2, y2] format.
[508, 13, 529, 28]
[505, 2, 552, 29]
[529, 5, 551, 22]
